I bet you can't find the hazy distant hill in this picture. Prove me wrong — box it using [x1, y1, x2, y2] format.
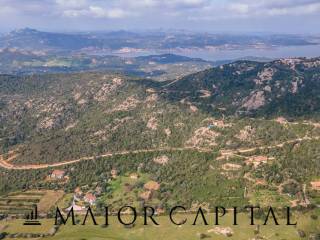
[135, 53, 209, 64]
[0, 28, 317, 53]
[0, 28, 102, 51]
[0, 49, 215, 80]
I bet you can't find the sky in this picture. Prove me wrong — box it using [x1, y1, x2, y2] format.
[0, 0, 319, 34]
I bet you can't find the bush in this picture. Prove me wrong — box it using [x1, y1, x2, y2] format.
[196, 233, 208, 239]
[310, 214, 318, 220]
[0, 232, 7, 240]
[297, 229, 306, 238]
[309, 233, 320, 240]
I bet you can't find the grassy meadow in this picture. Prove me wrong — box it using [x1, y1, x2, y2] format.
[1, 209, 319, 240]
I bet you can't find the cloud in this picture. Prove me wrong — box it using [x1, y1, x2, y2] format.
[55, 0, 88, 9]
[89, 6, 126, 18]
[62, 9, 87, 18]
[114, 0, 208, 10]
[0, 0, 320, 33]
[0, 5, 16, 16]
[62, 6, 127, 19]
[2, 0, 319, 21]
[264, 2, 320, 16]
[55, 0, 128, 19]
[226, 0, 320, 17]
[167, 0, 207, 8]
[228, 3, 249, 14]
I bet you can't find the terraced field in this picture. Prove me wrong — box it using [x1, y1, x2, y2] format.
[0, 190, 64, 216]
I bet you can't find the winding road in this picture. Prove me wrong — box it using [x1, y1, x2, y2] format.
[0, 146, 211, 170]
[0, 135, 319, 170]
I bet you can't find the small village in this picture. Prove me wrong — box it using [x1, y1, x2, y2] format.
[46, 168, 165, 215]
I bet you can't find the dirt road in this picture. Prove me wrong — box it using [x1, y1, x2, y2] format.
[0, 146, 211, 170]
[1, 135, 319, 170]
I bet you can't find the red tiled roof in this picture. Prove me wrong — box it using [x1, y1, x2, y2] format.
[84, 193, 96, 201]
[51, 170, 65, 176]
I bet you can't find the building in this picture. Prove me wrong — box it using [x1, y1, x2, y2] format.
[66, 204, 84, 212]
[111, 169, 118, 179]
[144, 181, 160, 191]
[310, 181, 320, 191]
[156, 207, 165, 215]
[139, 191, 152, 201]
[74, 187, 83, 197]
[129, 173, 139, 179]
[84, 193, 96, 205]
[50, 170, 66, 180]
[95, 186, 103, 196]
[275, 117, 288, 124]
[246, 156, 268, 167]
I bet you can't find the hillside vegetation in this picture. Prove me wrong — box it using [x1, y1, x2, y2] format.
[0, 58, 320, 211]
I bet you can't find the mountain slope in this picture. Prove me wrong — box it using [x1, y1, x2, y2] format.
[1, 57, 320, 166]
[163, 57, 320, 117]
[1, 60, 320, 208]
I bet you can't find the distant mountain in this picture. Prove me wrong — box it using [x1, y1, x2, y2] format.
[0, 50, 214, 81]
[0, 28, 318, 53]
[135, 53, 209, 64]
[0, 48, 44, 63]
[234, 56, 273, 62]
[0, 28, 102, 52]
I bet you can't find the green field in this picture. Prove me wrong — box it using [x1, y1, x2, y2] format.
[1, 210, 319, 240]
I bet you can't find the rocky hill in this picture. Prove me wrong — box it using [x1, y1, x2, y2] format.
[163, 57, 320, 117]
[1, 58, 320, 209]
